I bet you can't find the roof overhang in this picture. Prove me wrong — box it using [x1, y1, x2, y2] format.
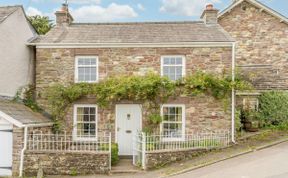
[0, 110, 53, 128]
[218, 0, 288, 24]
[27, 42, 235, 48]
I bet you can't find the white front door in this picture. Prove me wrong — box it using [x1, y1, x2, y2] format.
[116, 104, 142, 156]
[0, 118, 13, 177]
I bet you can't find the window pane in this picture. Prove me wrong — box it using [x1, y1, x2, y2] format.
[170, 58, 176, 64]
[168, 115, 175, 122]
[176, 66, 182, 75]
[176, 107, 182, 115]
[84, 107, 89, 115]
[90, 107, 96, 114]
[78, 59, 85, 65]
[77, 107, 84, 115]
[163, 58, 170, 65]
[77, 114, 84, 122]
[91, 58, 97, 65]
[90, 115, 96, 121]
[83, 59, 90, 65]
[163, 115, 169, 121]
[163, 66, 169, 76]
[83, 115, 90, 122]
[90, 124, 96, 136]
[169, 107, 176, 115]
[176, 57, 182, 64]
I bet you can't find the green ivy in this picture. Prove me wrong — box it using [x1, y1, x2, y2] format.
[45, 72, 251, 131]
[14, 85, 42, 112]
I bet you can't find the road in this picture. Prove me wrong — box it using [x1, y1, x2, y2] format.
[172, 142, 288, 178]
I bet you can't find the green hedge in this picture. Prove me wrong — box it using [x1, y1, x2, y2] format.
[258, 91, 288, 126]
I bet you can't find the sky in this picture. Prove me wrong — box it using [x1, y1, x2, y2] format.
[0, 0, 287, 23]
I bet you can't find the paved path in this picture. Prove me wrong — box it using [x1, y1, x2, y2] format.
[171, 142, 288, 178]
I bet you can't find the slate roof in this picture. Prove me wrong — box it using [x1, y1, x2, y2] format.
[219, 0, 288, 24]
[0, 5, 21, 23]
[0, 99, 51, 125]
[32, 21, 234, 44]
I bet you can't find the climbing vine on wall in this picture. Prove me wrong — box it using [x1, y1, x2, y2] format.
[45, 72, 252, 131]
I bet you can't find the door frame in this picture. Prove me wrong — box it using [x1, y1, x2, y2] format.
[115, 104, 142, 143]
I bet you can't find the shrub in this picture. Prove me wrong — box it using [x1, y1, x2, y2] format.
[258, 91, 288, 126]
[111, 143, 119, 165]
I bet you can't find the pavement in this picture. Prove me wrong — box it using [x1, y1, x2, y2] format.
[171, 141, 288, 178]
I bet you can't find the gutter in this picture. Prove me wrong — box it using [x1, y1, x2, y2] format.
[231, 42, 236, 143]
[23, 122, 53, 128]
[19, 126, 28, 177]
[26, 42, 235, 48]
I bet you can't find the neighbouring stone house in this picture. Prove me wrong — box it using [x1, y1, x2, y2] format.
[26, 3, 235, 175]
[218, 0, 288, 107]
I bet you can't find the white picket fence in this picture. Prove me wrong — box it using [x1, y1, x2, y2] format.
[26, 132, 112, 170]
[133, 130, 230, 169]
[27, 132, 111, 152]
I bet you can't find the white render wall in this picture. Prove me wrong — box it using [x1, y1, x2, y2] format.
[0, 8, 35, 97]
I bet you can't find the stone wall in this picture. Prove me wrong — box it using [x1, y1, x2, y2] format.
[12, 126, 24, 176]
[60, 95, 231, 142]
[23, 151, 109, 176]
[219, 1, 288, 90]
[35, 47, 232, 135]
[12, 126, 52, 176]
[35, 47, 232, 109]
[145, 149, 207, 169]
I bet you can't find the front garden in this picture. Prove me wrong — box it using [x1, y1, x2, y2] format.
[236, 91, 288, 134]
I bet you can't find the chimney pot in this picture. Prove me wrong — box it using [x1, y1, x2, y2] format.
[61, 3, 68, 12]
[206, 3, 214, 10]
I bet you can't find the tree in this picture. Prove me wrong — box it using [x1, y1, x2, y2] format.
[28, 15, 54, 35]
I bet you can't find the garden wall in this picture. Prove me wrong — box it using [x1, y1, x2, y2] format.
[145, 149, 208, 169]
[23, 151, 110, 176]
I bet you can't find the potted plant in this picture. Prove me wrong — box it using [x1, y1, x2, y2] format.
[242, 109, 260, 132]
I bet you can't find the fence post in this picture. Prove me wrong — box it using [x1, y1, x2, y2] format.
[141, 132, 146, 170]
[109, 132, 112, 171]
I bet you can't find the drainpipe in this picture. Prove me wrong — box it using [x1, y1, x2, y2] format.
[231, 42, 236, 143]
[19, 126, 28, 177]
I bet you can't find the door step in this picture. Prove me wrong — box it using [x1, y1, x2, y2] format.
[110, 169, 143, 174]
[111, 158, 142, 174]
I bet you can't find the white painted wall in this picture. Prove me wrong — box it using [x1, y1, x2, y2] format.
[0, 8, 35, 97]
[0, 117, 13, 176]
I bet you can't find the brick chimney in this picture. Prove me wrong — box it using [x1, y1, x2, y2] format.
[201, 3, 219, 25]
[55, 3, 73, 26]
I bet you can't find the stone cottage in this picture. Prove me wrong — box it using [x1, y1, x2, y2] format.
[27, 3, 235, 173]
[3, 0, 287, 176]
[218, 0, 288, 107]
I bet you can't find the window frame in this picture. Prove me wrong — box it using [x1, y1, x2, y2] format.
[160, 55, 186, 81]
[243, 97, 259, 111]
[74, 56, 99, 83]
[73, 104, 98, 141]
[160, 104, 186, 141]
